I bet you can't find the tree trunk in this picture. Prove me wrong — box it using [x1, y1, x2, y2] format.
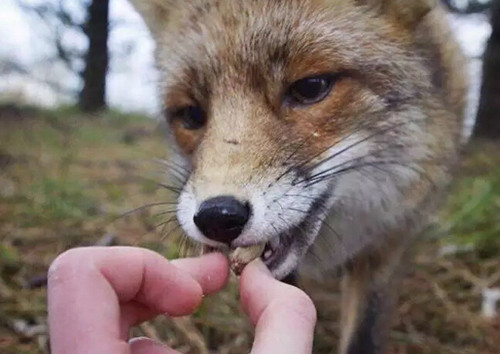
[79, 0, 110, 113]
[473, 0, 500, 139]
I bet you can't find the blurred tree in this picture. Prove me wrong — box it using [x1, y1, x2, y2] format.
[473, 0, 500, 138]
[17, 0, 110, 113]
[442, 0, 491, 13]
[443, 0, 500, 139]
[79, 0, 110, 113]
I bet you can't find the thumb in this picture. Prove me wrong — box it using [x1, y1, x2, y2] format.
[240, 259, 317, 354]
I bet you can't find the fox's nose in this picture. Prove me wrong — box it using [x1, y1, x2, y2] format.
[193, 196, 251, 244]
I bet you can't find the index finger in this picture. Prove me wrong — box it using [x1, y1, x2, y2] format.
[48, 247, 229, 354]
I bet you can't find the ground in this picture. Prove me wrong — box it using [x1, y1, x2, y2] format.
[0, 104, 499, 354]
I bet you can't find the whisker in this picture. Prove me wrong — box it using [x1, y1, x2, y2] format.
[274, 130, 323, 183]
[295, 142, 408, 185]
[155, 158, 191, 176]
[156, 182, 183, 194]
[282, 193, 318, 201]
[152, 209, 178, 218]
[131, 215, 178, 246]
[177, 232, 195, 257]
[292, 115, 391, 172]
[270, 222, 280, 236]
[154, 158, 190, 184]
[268, 121, 416, 209]
[156, 215, 176, 244]
[303, 159, 441, 189]
[161, 223, 183, 243]
[306, 209, 348, 261]
[289, 207, 310, 214]
[115, 202, 179, 220]
[294, 121, 408, 185]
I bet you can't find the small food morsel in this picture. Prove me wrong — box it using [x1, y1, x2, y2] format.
[228, 243, 266, 275]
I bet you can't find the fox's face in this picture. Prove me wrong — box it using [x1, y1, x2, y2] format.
[133, 0, 450, 279]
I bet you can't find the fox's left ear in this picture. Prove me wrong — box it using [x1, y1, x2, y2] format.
[355, 0, 437, 28]
[130, 0, 172, 36]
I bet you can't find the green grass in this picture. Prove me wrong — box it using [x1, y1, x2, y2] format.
[20, 177, 99, 226]
[440, 142, 500, 254]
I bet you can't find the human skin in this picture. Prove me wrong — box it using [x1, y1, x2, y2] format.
[47, 247, 317, 354]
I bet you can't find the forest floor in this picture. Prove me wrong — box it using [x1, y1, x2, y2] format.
[0, 104, 499, 354]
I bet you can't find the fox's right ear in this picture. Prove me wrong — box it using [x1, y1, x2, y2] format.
[130, 0, 171, 36]
[355, 0, 436, 28]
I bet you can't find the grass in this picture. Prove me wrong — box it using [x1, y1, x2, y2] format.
[440, 142, 500, 250]
[0, 103, 499, 353]
[21, 177, 99, 226]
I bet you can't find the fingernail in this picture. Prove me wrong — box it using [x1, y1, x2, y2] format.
[250, 258, 271, 274]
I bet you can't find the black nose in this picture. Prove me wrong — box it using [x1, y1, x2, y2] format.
[193, 196, 251, 244]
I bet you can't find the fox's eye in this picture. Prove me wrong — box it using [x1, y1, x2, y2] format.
[287, 74, 336, 105]
[172, 106, 206, 130]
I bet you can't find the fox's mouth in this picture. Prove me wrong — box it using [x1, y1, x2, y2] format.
[262, 190, 330, 277]
[202, 190, 330, 279]
[203, 234, 287, 272]
[200, 223, 299, 278]
[262, 242, 278, 264]
[259, 231, 294, 271]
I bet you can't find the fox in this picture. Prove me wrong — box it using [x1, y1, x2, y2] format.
[130, 0, 468, 353]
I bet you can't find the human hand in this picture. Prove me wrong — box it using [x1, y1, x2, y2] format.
[47, 247, 316, 354]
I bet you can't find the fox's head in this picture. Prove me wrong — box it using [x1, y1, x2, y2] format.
[132, 0, 462, 279]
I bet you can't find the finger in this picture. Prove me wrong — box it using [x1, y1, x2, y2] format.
[48, 247, 199, 354]
[129, 337, 179, 354]
[123, 252, 229, 327]
[240, 259, 317, 354]
[48, 247, 227, 354]
[171, 252, 229, 295]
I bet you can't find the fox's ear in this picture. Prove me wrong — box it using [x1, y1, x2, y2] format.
[355, 0, 436, 28]
[130, 0, 171, 35]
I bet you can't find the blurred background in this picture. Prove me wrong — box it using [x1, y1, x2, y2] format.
[0, 0, 499, 353]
